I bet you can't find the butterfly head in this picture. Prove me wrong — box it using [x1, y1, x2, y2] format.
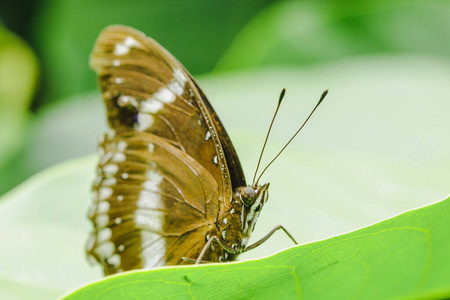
[240, 184, 268, 207]
[238, 183, 270, 244]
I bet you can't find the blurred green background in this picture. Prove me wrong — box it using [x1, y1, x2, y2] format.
[0, 0, 450, 298]
[1, 0, 449, 196]
[1, 0, 450, 196]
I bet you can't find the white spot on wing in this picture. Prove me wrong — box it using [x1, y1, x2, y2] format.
[97, 201, 110, 214]
[100, 151, 114, 164]
[113, 59, 120, 66]
[112, 152, 126, 163]
[141, 238, 166, 268]
[118, 95, 138, 107]
[135, 212, 163, 232]
[141, 98, 164, 113]
[108, 254, 121, 267]
[117, 195, 124, 201]
[205, 131, 211, 140]
[103, 164, 118, 175]
[86, 235, 95, 251]
[117, 141, 127, 151]
[143, 170, 163, 191]
[115, 217, 122, 225]
[99, 187, 113, 200]
[124, 36, 140, 47]
[222, 231, 226, 239]
[114, 36, 141, 56]
[102, 177, 117, 186]
[153, 88, 175, 103]
[115, 77, 123, 84]
[213, 155, 218, 165]
[121, 173, 129, 179]
[97, 228, 112, 243]
[223, 218, 227, 225]
[137, 113, 154, 131]
[173, 69, 187, 84]
[114, 43, 129, 56]
[168, 81, 183, 96]
[107, 129, 115, 139]
[96, 214, 109, 228]
[94, 241, 115, 259]
[138, 190, 162, 209]
[148, 143, 155, 153]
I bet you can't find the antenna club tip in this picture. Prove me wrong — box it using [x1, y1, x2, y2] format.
[278, 88, 286, 104]
[318, 89, 329, 104]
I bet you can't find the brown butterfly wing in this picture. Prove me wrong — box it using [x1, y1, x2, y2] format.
[192, 81, 246, 189]
[87, 25, 245, 274]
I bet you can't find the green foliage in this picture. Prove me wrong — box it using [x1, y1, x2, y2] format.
[64, 195, 450, 299]
[0, 24, 38, 191]
[31, 0, 274, 105]
[216, 0, 450, 71]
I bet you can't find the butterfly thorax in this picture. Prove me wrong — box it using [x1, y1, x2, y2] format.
[212, 183, 270, 261]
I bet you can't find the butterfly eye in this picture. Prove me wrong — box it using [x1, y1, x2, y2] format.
[240, 186, 256, 206]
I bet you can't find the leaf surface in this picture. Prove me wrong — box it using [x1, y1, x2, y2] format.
[63, 196, 450, 299]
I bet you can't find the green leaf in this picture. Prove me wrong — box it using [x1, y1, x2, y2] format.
[63, 195, 450, 299]
[0, 157, 101, 299]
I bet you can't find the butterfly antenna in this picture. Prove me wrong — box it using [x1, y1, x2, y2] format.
[252, 88, 286, 184]
[255, 89, 329, 185]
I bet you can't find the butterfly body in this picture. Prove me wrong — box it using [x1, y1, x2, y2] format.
[87, 25, 270, 274]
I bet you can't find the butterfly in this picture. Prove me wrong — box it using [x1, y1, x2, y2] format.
[86, 25, 326, 275]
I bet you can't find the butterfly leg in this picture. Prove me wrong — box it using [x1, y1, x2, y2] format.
[243, 225, 297, 252]
[180, 257, 212, 264]
[195, 235, 236, 264]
